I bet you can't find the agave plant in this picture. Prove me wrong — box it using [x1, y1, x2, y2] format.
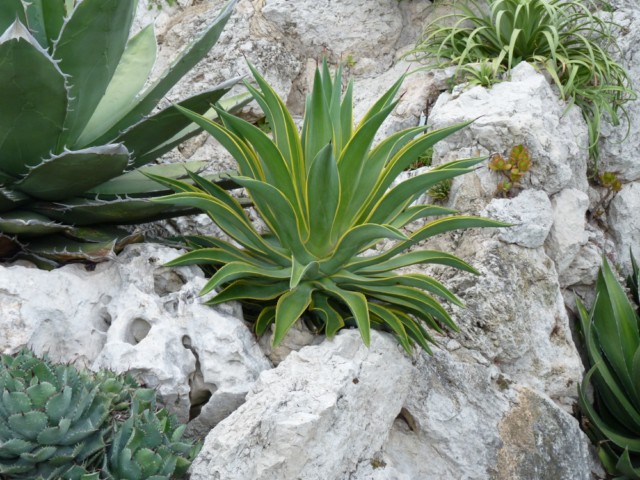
[0, 350, 135, 479]
[407, 0, 635, 162]
[0, 0, 244, 265]
[151, 62, 504, 352]
[577, 256, 640, 478]
[101, 390, 200, 480]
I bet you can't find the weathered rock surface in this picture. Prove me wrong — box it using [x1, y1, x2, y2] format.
[423, 232, 584, 407]
[351, 349, 599, 480]
[483, 189, 553, 248]
[0, 244, 270, 435]
[599, 6, 640, 182]
[546, 188, 590, 281]
[190, 330, 413, 480]
[429, 62, 589, 212]
[608, 181, 640, 272]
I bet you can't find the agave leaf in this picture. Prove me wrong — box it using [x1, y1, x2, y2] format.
[301, 67, 333, 164]
[118, 79, 240, 168]
[55, 0, 137, 147]
[576, 297, 640, 429]
[321, 224, 409, 275]
[290, 259, 320, 289]
[579, 368, 640, 451]
[0, 20, 67, 175]
[369, 303, 412, 354]
[25, 382, 56, 409]
[19, 445, 56, 463]
[245, 62, 305, 189]
[334, 102, 397, 231]
[616, 449, 640, 478]
[91, 0, 236, 146]
[390, 205, 458, 229]
[335, 271, 463, 307]
[153, 192, 288, 262]
[23, 0, 66, 50]
[89, 161, 209, 196]
[273, 283, 314, 346]
[365, 284, 458, 330]
[208, 280, 289, 304]
[173, 105, 264, 180]
[350, 249, 477, 275]
[8, 411, 47, 441]
[369, 165, 482, 225]
[32, 197, 193, 226]
[36, 418, 72, 445]
[213, 105, 300, 212]
[24, 236, 117, 263]
[593, 259, 640, 400]
[132, 91, 253, 166]
[16, 144, 130, 201]
[0, 1, 26, 35]
[233, 176, 312, 263]
[0, 188, 29, 213]
[306, 143, 340, 256]
[317, 278, 371, 346]
[310, 292, 344, 338]
[165, 247, 272, 269]
[0, 439, 34, 457]
[77, 24, 157, 147]
[0, 211, 65, 235]
[255, 306, 276, 336]
[364, 122, 474, 214]
[200, 261, 292, 296]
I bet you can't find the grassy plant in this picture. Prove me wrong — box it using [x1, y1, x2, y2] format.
[407, 0, 636, 162]
[151, 62, 506, 353]
[577, 255, 640, 478]
[456, 60, 506, 89]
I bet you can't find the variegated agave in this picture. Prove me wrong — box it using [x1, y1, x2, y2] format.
[0, 0, 243, 265]
[152, 62, 504, 353]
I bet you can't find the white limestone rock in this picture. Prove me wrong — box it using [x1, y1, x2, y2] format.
[0, 244, 270, 435]
[429, 62, 589, 213]
[483, 189, 553, 248]
[598, 7, 640, 181]
[608, 181, 640, 272]
[545, 188, 590, 282]
[422, 232, 583, 407]
[351, 349, 599, 480]
[189, 330, 413, 480]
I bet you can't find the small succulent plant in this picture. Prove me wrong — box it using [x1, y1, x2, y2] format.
[102, 390, 200, 480]
[488, 144, 532, 196]
[0, 350, 131, 478]
[0, 350, 198, 479]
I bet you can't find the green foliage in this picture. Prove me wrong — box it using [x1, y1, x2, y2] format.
[577, 256, 640, 479]
[407, 0, 636, 162]
[0, 350, 198, 479]
[101, 390, 200, 480]
[488, 144, 532, 196]
[152, 62, 506, 353]
[428, 178, 453, 201]
[0, 0, 244, 265]
[455, 60, 506, 89]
